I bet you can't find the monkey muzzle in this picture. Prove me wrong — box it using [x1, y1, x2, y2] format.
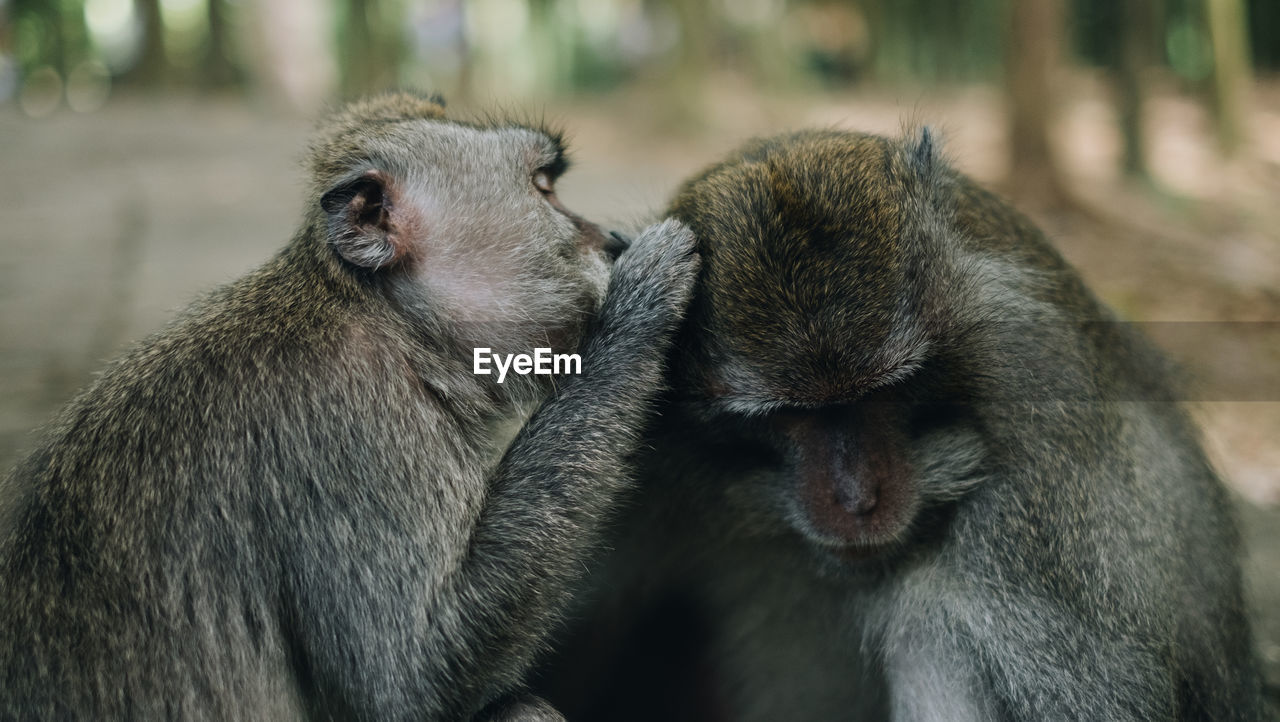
[783, 407, 917, 556]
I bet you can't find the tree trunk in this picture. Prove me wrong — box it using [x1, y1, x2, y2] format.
[1117, 0, 1160, 180]
[1004, 0, 1068, 202]
[243, 0, 335, 111]
[528, 0, 569, 95]
[339, 0, 403, 99]
[202, 0, 240, 88]
[123, 0, 168, 87]
[664, 0, 713, 125]
[1205, 0, 1252, 155]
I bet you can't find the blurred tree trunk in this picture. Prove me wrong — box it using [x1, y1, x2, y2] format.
[202, 0, 239, 88]
[342, 0, 376, 97]
[1116, 0, 1160, 181]
[455, 21, 474, 105]
[745, 11, 800, 90]
[47, 2, 67, 76]
[664, 0, 712, 125]
[244, 0, 335, 111]
[1205, 0, 1252, 155]
[0, 5, 9, 66]
[1005, 0, 1068, 203]
[528, 0, 569, 94]
[123, 0, 168, 86]
[340, 0, 404, 98]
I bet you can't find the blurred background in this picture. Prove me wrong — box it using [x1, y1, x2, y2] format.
[1, 0, 1278, 703]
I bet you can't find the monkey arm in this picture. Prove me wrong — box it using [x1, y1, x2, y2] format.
[280, 220, 697, 721]
[882, 580, 1175, 721]
[878, 393, 1244, 721]
[439, 220, 699, 716]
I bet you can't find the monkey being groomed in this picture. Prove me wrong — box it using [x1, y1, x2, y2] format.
[0, 92, 699, 720]
[533, 129, 1265, 721]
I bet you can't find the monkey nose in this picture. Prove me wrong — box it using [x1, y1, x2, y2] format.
[603, 231, 631, 261]
[835, 481, 878, 516]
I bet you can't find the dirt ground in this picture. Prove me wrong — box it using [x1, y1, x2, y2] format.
[1, 81, 1278, 702]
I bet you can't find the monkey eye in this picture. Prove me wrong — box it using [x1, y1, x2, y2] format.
[532, 170, 555, 195]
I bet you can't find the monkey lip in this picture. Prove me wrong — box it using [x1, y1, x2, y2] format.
[801, 499, 905, 553]
[830, 541, 892, 562]
[797, 507, 909, 563]
[809, 534, 902, 564]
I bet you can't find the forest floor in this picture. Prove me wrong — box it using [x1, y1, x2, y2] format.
[1, 77, 1277, 702]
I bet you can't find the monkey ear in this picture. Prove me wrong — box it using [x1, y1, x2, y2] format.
[911, 126, 938, 177]
[320, 169, 406, 270]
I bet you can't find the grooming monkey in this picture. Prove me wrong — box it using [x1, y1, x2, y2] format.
[0, 93, 699, 720]
[534, 129, 1264, 721]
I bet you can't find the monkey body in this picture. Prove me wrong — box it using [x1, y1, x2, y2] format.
[536, 130, 1262, 721]
[0, 94, 698, 720]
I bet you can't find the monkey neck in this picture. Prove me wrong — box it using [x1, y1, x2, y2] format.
[280, 232, 555, 468]
[380, 311, 553, 468]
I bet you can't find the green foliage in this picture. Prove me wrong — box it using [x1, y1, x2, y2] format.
[1247, 0, 1280, 69]
[4, 0, 1272, 100]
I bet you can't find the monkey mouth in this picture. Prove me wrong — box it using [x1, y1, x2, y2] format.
[804, 531, 905, 565]
[798, 496, 912, 548]
[792, 499, 916, 565]
[830, 541, 894, 562]
[796, 532, 913, 574]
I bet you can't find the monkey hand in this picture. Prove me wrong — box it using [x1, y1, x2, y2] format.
[596, 217, 700, 345]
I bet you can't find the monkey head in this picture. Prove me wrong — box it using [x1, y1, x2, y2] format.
[306, 93, 627, 379]
[667, 129, 988, 570]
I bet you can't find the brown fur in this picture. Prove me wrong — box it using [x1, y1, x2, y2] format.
[536, 128, 1262, 722]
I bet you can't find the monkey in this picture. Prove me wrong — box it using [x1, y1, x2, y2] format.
[532, 128, 1265, 721]
[0, 91, 700, 721]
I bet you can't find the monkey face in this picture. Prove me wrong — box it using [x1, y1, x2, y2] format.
[770, 401, 920, 557]
[673, 390, 930, 567]
[312, 94, 623, 369]
[665, 129, 987, 567]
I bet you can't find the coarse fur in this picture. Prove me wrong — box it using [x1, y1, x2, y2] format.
[0, 92, 699, 720]
[533, 128, 1264, 721]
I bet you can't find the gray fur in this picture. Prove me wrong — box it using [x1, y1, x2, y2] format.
[0, 94, 699, 721]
